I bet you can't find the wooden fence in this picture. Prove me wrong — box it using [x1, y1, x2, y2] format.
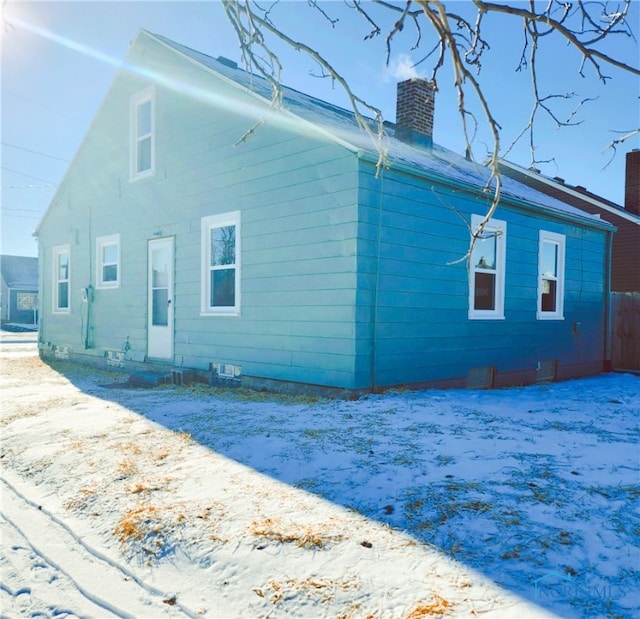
[611, 292, 640, 371]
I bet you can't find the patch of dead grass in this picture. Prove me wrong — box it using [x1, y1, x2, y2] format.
[114, 505, 160, 543]
[65, 487, 99, 512]
[0, 395, 82, 426]
[115, 440, 143, 456]
[405, 594, 453, 617]
[113, 503, 179, 562]
[129, 482, 154, 494]
[250, 517, 343, 550]
[117, 459, 138, 478]
[0, 408, 40, 426]
[1, 355, 50, 378]
[254, 577, 358, 605]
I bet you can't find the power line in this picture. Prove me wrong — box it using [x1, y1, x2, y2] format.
[1, 167, 56, 185]
[2, 207, 45, 214]
[1, 183, 57, 189]
[2, 141, 70, 163]
[1, 212, 42, 220]
[3, 88, 79, 121]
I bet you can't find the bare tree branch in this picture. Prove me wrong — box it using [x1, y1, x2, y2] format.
[220, 0, 638, 258]
[223, 0, 388, 173]
[602, 128, 640, 168]
[473, 0, 639, 79]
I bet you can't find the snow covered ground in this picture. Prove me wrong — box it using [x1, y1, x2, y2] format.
[1, 335, 638, 618]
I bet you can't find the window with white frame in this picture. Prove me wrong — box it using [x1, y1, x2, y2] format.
[52, 244, 71, 313]
[96, 234, 120, 288]
[130, 86, 155, 179]
[468, 215, 507, 319]
[17, 292, 37, 310]
[201, 211, 240, 315]
[537, 230, 565, 320]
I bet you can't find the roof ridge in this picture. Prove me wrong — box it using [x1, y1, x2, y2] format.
[147, 31, 377, 126]
[135, 31, 612, 230]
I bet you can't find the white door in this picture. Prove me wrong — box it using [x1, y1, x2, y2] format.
[147, 237, 174, 360]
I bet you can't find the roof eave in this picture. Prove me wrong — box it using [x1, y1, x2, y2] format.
[500, 159, 639, 226]
[358, 151, 615, 232]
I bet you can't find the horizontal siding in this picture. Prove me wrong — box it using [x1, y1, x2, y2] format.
[356, 162, 610, 388]
[38, 32, 613, 391]
[38, 34, 363, 389]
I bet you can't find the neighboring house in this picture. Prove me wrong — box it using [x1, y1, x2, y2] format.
[499, 151, 640, 372]
[0, 255, 39, 326]
[500, 150, 640, 293]
[35, 30, 615, 394]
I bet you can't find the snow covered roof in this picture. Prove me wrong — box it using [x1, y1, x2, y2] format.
[500, 159, 640, 226]
[150, 32, 611, 230]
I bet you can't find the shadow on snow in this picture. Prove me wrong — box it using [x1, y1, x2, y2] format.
[49, 359, 640, 619]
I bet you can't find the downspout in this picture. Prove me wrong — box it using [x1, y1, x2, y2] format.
[370, 170, 384, 393]
[603, 229, 613, 371]
[84, 204, 94, 349]
[36, 236, 45, 349]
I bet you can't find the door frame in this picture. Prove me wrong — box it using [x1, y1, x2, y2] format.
[147, 237, 174, 361]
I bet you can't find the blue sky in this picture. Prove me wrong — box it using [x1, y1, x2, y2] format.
[2, 0, 638, 257]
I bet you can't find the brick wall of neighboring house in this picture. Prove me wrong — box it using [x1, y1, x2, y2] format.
[625, 149, 640, 215]
[499, 162, 640, 293]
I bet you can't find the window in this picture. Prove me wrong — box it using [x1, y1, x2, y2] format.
[537, 230, 565, 320]
[52, 245, 70, 313]
[17, 292, 37, 310]
[96, 234, 120, 288]
[201, 212, 241, 315]
[130, 86, 155, 179]
[469, 215, 506, 319]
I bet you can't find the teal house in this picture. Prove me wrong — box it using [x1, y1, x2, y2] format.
[35, 31, 615, 394]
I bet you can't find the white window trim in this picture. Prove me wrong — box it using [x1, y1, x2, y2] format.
[129, 85, 155, 181]
[52, 244, 71, 314]
[468, 215, 507, 320]
[96, 233, 121, 289]
[201, 211, 241, 316]
[537, 230, 566, 320]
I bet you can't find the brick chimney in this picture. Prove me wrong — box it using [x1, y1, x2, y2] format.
[396, 78, 435, 148]
[625, 149, 640, 215]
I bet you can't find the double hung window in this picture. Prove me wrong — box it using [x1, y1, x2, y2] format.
[130, 86, 155, 179]
[201, 212, 240, 315]
[469, 215, 506, 319]
[52, 245, 71, 313]
[537, 231, 565, 319]
[466, 217, 567, 321]
[96, 234, 120, 288]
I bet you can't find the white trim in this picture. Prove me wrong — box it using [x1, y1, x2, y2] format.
[95, 233, 120, 289]
[147, 237, 174, 359]
[468, 215, 507, 320]
[501, 159, 640, 226]
[218, 364, 236, 378]
[129, 85, 155, 180]
[52, 244, 71, 314]
[537, 230, 566, 320]
[201, 211, 241, 316]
